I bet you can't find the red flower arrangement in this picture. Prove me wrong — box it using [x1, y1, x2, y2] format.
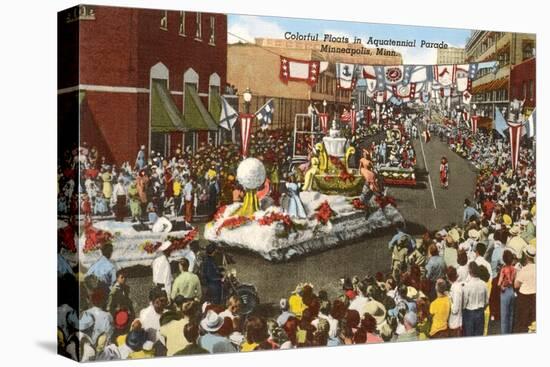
[375, 194, 397, 209]
[339, 170, 354, 183]
[258, 212, 293, 230]
[315, 200, 335, 225]
[351, 198, 366, 210]
[213, 205, 227, 221]
[83, 219, 114, 253]
[216, 216, 251, 235]
[58, 224, 77, 253]
[141, 228, 199, 254]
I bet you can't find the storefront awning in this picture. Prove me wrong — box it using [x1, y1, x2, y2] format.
[151, 79, 186, 133]
[184, 85, 219, 131]
[472, 77, 509, 94]
[209, 88, 222, 123]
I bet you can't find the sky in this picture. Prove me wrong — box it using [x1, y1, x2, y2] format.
[228, 14, 474, 64]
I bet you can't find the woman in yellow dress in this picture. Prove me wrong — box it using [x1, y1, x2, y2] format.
[101, 167, 113, 201]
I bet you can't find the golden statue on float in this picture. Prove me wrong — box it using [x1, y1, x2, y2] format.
[303, 121, 366, 196]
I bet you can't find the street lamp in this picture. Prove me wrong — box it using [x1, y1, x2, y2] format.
[323, 99, 327, 113]
[243, 87, 252, 113]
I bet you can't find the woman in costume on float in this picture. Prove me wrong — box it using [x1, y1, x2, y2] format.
[359, 149, 379, 193]
[285, 174, 307, 219]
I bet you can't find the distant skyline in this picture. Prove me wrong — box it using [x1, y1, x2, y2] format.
[228, 14, 474, 64]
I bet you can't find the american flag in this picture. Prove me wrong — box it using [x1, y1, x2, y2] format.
[340, 109, 352, 122]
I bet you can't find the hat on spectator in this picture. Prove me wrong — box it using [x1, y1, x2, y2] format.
[114, 310, 129, 330]
[200, 310, 224, 332]
[509, 226, 521, 236]
[468, 229, 480, 240]
[524, 245, 536, 258]
[503, 214, 513, 227]
[362, 299, 386, 325]
[126, 329, 147, 351]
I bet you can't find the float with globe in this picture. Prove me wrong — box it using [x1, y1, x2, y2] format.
[204, 156, 404, 262]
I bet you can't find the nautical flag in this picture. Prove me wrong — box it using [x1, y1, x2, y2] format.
[218, 96, 238, 131]
[255, 99, 275, 131]
[523, 109, 536, 138]
[319, 113, 329, 133]
[471, 115, 479, 134]
[494, 108, 507, 138]
[239, 113, 254, 158]
[336, 63, 357, 90]
[392, 83, 417, 102]
[455, 65, 470, 92]
[433, 64, 457, 87]
[280, 56, 322, 86]
[362, 65, 378, 97]
[507, 120, 523, 171]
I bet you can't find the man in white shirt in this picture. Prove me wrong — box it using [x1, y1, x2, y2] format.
[447, 267, 463, 337]
[514, 246, 536, 333]
[473, 242, 492, 279]
[139, 286, 168, 344]
[152, 241, 173, 298]
[462, 262, 489, 337]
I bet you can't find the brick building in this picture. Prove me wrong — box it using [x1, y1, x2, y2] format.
[58, 5, 229, 166]
[510, 57, 536, 115]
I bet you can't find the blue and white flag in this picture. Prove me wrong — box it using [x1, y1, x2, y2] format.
[494, 108, 507, 138]
[523, 108, 536, 138]
[219, 96, 238, 131]
[255, 99, 275, 130]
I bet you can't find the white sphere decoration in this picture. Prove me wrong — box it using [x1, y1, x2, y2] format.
[237, 158, 266, 190]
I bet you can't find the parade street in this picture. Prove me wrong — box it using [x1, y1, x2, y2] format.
[126, 135, 478, 312]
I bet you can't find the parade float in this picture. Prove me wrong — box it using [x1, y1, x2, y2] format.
[58, 218, 198, 269]
[204, 155, 404, 262]
[378, 125, 417, 187]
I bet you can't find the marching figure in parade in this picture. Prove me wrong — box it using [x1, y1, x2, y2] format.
[440, 156, 449, 189]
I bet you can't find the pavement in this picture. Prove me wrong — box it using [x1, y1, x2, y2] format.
[126, 136, 480, 314]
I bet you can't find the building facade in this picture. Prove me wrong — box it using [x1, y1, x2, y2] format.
[227, 38, 401, 131]
[465, 30, 535, 120]
[58, 5, 229, 166]
[436, 47, 466, 64]
[510, 57, 536, 115]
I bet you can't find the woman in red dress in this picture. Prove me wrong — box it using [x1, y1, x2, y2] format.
[439, 156, 449, 189]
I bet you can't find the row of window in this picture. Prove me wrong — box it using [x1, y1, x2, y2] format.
[473, 88, 509, 102]
[160, 11, 216, 45]
[515, 80, 535, 101]
[312, 74, 352, 98]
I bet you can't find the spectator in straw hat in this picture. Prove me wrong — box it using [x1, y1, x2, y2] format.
[198, 310, 237, 353]
[513, 245, 536, 333]
[507, 225, 528, 259]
